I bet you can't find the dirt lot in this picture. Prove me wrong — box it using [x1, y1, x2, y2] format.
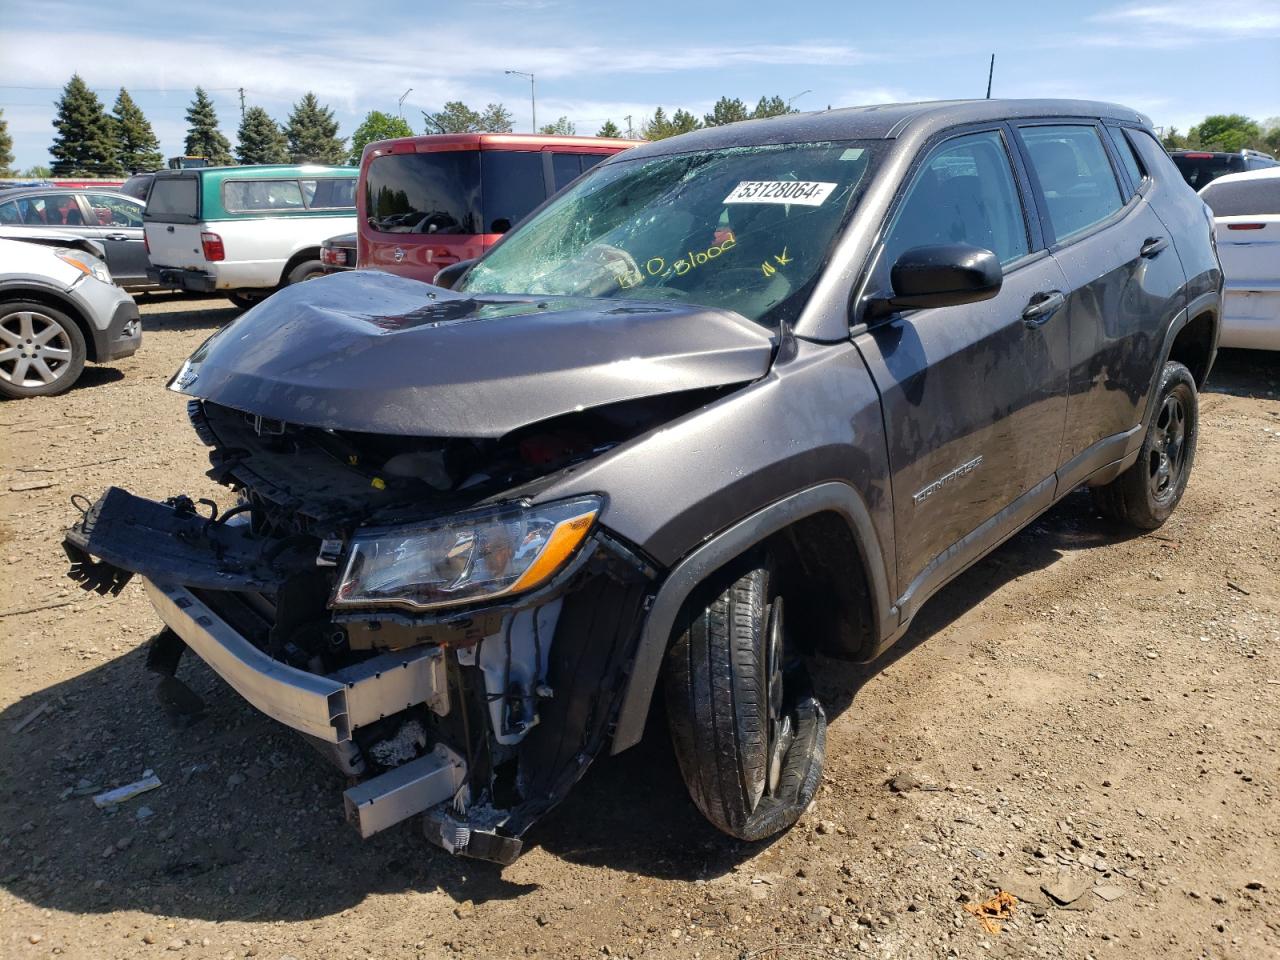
[0, 293, 1277, 960]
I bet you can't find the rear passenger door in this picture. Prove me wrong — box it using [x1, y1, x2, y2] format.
[854, 127, 1072, 603]
[1014, 122, 1186, 485]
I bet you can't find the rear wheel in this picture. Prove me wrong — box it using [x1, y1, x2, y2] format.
[285, 260, 325, 286]
[0, 302, 87, 399]
[1091, 360, 1198, 529]
[664, 558, 826, 841]
[227, 291, 267, 311]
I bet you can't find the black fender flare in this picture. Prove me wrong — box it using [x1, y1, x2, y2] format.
[609, 481, 896, 755]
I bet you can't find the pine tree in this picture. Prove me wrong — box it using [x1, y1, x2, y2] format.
[347, 110, 413, 164]
[478, 104, 514, 133]
[704, 97, 750, 127]
[670, 109, 702, 136]
[184, 87, 232, 164]
[112, 88, 163, 173]
[597, 119, 622, 138]
[750, 95, 795, 120]
[0, 109, 14, 174]
[641, 107, 671, 140]
[538, 116, 575, 136]
[284, 93, 346, 164]
[50, 75, 122, 176]
[237, 106, 289, 165]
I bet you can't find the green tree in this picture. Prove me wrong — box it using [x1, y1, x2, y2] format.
[670, 109, 702, 136]
[1262, 117, 1280, 155]
[643, 107, 701, 140]
[704, 96, 750, 127]
[347, 110, 413, 164]
[22, 164, 53, 178]
[184, 87, 232, 164]
[50, 75, 121, 176]
[236, 106, 289, 165]
[424, 101, 513, 134]
[111, 88, 163, 173]
[0, 108, 13, 175]
[597, 119, 622, 138]
[1188, 114, 1262, 152]
[1161, 126, 1187, 151]
[538, 116, 576, 136]
[285, 93, 346, 164]
[479, 103, 514, 133]
[750, 95, 796, 120]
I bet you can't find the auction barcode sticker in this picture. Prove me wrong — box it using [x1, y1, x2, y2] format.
[723, 180, 837, 206]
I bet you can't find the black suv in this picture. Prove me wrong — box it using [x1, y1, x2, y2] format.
[1170, 148, 1279, 189]
[66, 99, 1221, 863]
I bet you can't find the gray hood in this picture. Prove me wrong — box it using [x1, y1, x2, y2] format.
[170, 270, 776, 437]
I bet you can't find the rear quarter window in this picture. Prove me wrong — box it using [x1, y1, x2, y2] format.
[224, 179, 306, 213]
[365, 152, 480, 234]
[1200, 178, 1280, 217]
[302, 177, 356, 209]
[481, 151, 546, 233]
[146, 177, 199, 219]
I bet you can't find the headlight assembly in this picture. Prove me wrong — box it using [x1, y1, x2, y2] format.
[55, 250, 112, 285]
[332, 496, 601, 611]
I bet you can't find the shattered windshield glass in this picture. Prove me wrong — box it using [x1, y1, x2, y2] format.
[458, 141, 878, 326]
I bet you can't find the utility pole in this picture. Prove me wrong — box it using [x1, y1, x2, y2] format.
[624, 114, 634, 139]
[985, 54, 995, 99]
[238, 87, 245, 121]
[505, 70, 536, 132]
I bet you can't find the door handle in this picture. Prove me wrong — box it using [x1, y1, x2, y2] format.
[1022, 290, 1065, 327]
[1139, 236, 1168, 258]
[104, 233, 129, 241]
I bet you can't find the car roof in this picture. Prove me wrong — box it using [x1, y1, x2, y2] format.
[369, 133, 641, 154]
[0, 186, 140, 201]
[1200, 166, 1280, 189]
[153, 164, 357, 178]
[623, 98, 1151, 158]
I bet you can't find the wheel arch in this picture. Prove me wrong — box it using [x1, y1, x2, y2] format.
[0, 284, 99, 361]
[280, 246, 324, 284]
[610, 481, 895, 755]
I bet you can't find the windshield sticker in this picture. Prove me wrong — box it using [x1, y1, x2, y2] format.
[724, 180, 836, 206]
[839, 148, 865, 162]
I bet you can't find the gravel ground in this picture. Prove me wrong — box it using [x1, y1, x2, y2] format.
[1, 293, 1277, 960]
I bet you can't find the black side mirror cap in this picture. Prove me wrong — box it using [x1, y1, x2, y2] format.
[433, 259, 477, 290]
[865, 243, 1002, 320]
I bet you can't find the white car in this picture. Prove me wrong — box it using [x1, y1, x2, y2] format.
[143, 165, 356, 310]
[0, 236, 141, 398]
[1199, 167, 1280, 350]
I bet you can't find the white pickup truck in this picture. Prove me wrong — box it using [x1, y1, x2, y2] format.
[143, 165, 356, 309]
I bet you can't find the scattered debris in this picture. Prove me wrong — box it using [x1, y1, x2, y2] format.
[0, 599, 77, 619]
[11, 701, 50, 733]
[888, 773, 922, 793]
[964, 890, 1018, 934]
[93, 774, 162, 808]
[1226, 580, 1251, 596]
[8, 479, 56, 492]
[1093, 884, 1127, 902]
[1042, 874, 1093, 906]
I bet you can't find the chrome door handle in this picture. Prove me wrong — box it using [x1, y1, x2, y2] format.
[1022, 290, 1065, 327]
[1140, 236, 1168, 258]
[104, 233, 130, 241]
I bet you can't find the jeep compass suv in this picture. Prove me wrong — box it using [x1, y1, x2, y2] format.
[65, 99, 1221, 862]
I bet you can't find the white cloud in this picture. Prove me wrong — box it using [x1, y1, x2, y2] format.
[1085, 2, 1280, 46]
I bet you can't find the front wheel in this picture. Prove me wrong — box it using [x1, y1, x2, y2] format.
[0, 302, 87, 399]
[1091, 360, 1198, 528]
[664, 559, 826, 842]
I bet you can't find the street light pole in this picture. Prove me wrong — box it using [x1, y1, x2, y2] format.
[398, 88, 413, 121]
[786, 89, 812, 109]
[505, 70, 536, 132]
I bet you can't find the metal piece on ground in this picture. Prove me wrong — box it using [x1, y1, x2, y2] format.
[93, 774, 162, 808]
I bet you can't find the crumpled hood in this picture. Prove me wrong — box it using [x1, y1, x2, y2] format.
[171, 271, 776, 437]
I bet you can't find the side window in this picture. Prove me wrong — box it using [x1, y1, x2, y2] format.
[883, 130, 1030, 268]
[480, 151, 546, 234]
[1110, 129, 1146, 195]
[581, 153, 608, 173]
[301, 178, 356, 209]
[1020, 124, 1123, 242]
[551, 153, 582, 192]
[0, 200, 20, 224]
[84, 194, 143, 227]
[223, 179, 305, 213]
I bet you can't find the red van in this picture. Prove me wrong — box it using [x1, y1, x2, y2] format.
[356, 133, 639, 282]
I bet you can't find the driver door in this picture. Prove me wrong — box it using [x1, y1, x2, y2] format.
[852, 127, 1072, 611]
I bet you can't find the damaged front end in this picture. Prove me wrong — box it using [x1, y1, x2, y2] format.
[63, 274, 775, 863]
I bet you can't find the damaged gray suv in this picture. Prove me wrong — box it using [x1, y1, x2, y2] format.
[65, 100, 1222, 863]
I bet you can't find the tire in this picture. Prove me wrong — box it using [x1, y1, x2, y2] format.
[284, 260, 325, 286]
[664, 558, 826, 842]
[1091, 360, 1198, 529]
[0, 301, 87, 399]
[227, 291, 267, 311]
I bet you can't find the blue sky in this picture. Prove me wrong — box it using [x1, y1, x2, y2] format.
[2, 0, 1278, 170]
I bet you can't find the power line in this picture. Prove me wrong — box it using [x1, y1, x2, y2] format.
[0, 85, 244, 92]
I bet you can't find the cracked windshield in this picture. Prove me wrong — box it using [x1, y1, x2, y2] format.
[459, 142, 876, 325]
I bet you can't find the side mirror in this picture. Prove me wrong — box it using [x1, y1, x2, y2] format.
[865, 243, 1002, 319]
[433, 259, 477, 290]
